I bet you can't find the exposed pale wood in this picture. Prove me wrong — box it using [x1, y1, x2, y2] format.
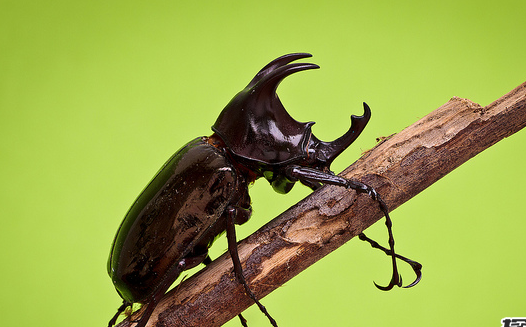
[117, 81, 526, 327]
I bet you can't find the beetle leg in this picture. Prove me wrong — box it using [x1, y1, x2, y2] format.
[285, 165, 422, 290]
[130, 255, 207, 327]
[200, 255, 248, 326]
[202, 255, 212, 265]
[108, 301, 129, 327]
[238, 313, 249, 327]
[359, 233, 422, 288]
[226, 205, 278, 327]
[300, 179, 323, 191]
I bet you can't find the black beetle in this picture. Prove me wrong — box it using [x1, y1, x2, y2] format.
[107, 53, 422, 327]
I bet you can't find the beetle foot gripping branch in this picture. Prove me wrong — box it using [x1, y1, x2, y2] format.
[108, 53, 422, 327]
[359, 233, 423, 288]
[343, 180, 422, 289]
[285, 166, 422, 290]
[360, 191, 422, 290]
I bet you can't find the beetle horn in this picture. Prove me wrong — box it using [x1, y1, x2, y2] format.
[212, 54, 320, 164]
[311, 102, 371, 165]
[247, 53, 315, 88]
[251, 61, 320, 99]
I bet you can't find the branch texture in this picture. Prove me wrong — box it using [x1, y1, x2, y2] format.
[117, 81, 526, 327]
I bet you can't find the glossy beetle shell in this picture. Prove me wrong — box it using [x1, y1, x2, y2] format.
[108, 137, 246, 303]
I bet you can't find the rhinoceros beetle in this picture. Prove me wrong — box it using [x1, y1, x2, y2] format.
[107, 53, 422, 327]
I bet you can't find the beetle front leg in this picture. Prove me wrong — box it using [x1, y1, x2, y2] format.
[226, 205, 278, 327]
[291, 169, 422, 288]
[359, 233, 422, 288]
[286, 165, 421, 290]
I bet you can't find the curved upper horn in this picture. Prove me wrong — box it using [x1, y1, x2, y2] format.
[212, 54, 319, 167]
[247, 53, 314, 88]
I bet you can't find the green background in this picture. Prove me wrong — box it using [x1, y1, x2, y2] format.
[1, 1, 524, 326]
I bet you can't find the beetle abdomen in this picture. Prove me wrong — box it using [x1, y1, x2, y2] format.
[108, 137, 237, 303]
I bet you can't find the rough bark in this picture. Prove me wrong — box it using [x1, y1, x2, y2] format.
[117, 81, 526, 327]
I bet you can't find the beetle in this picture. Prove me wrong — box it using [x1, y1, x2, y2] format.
[107, 53, 422, 327]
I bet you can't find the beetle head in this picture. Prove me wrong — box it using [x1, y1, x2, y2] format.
[212, 53, 370, 190]
[212, 53, 318, 167]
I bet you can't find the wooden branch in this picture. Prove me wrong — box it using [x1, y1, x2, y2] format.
[117, 81, 526, 327]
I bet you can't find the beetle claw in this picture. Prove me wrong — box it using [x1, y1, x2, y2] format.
[374, 255, 422, 290]
[374, 282, 392, 291]
[403, 264, 423, 288]
[374, 273, 402, 291]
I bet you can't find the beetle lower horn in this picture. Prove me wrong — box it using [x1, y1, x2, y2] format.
[312, 102, 371, 165]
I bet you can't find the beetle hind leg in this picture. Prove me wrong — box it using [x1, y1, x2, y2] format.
[108, 301, 130, 327]
[131, 256, 206, 327]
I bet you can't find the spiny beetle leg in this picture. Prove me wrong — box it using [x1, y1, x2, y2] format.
[359, 233, 422, 288]
[286, 165, 413, 290]
[226, 206, 278, 327]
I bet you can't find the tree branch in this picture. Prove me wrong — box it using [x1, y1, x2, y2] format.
[117, 81, 526, 327]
